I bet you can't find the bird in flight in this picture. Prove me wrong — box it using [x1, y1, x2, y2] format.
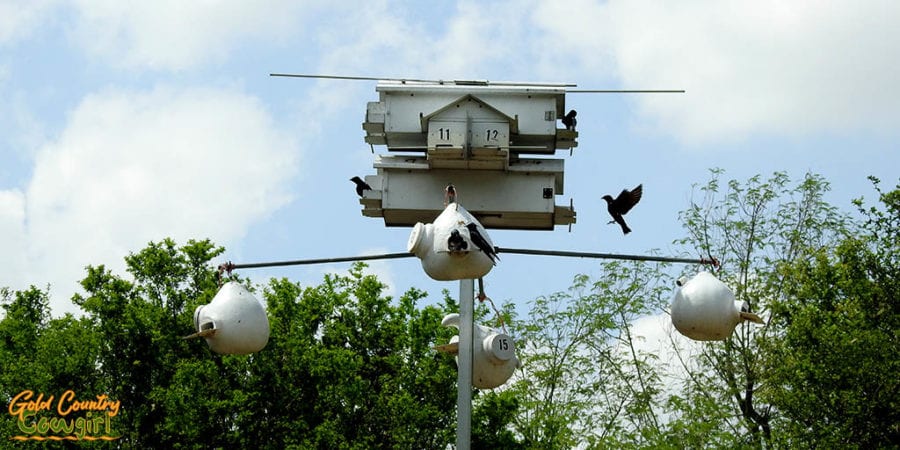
[561, 109, 577, 130]
[602, 184, 643, 234]
[350, 176, 372, 197]
[465, 223, 499, 265]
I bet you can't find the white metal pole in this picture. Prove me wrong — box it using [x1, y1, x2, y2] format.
[456, 278, 474, 450]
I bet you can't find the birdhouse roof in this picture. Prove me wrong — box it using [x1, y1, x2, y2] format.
[418, 94, 519, 134]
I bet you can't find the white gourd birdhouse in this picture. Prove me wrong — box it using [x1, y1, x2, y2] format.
[670, 271, 764, 341]
[408, 203, 496, 281]
[187, 281, 270, 354]
[439, 313, 520, 389]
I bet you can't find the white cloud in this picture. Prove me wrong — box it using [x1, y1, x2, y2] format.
[311, 0, 555, 83]
[0, 190, 27, 287]
[628, 312, 702, 373]
[429, 1, 535, 80]
[533, 0, 900, 144]
[69, 0, 317, 71]
[283, 0, 561, 152]
[16, 86, 299, 315]
[618, 312, 707, 425]
[0, 0, 57, 45]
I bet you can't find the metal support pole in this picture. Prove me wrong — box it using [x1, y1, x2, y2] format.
[456, 278, 474, 450]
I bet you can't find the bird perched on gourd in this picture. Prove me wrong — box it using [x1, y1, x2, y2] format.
[465, 222, 499, 265]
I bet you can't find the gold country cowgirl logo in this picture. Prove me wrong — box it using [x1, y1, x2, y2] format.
[8, 390, 120, 441]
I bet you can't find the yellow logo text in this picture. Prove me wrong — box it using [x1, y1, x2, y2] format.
[7, 390, 121, 442]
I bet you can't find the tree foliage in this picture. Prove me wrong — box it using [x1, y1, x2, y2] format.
[762, 177, 900, 447]
[496, 170, 897, 449]
[664, 170, 851, 447]
[1, 239, 462, 449]
[503, 261, 674, 449]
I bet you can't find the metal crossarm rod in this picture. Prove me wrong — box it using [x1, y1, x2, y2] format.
[567, 89, 685, 93]
[270, 73, 438, 83]
[217, 248, 715, 275]
[223, 252, 415, 271]
[269, 73, 577, 87]
[269, 73, 683, 92]
[494, 247, 717, 266]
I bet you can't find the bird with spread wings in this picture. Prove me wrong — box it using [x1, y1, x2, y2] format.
[602, 184, 643, 235]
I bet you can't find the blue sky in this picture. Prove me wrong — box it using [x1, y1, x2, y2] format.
[1, 1, 898, 319]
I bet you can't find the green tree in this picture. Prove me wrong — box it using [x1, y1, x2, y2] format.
[762, 178, 900, 447]
[5, 237, 540, 448]
[669, 169, 850, 447]
[0, 286, 53, 441]
[229, 267, 460, 449]
[64, 239, 464, 449]
[472, 389, 523, 450]
[0, 285, 104, 446]
[73, 238, 225, 447]
[504, 261, 674, 449]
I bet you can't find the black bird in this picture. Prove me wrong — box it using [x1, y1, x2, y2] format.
[445, 184, 457, 205]
[561, 109, 577, 130]
[447, 229, 468, 252]
[350, 176, 371, 197]
[602, 184, 643, 235]
[465, 223, 499, 265]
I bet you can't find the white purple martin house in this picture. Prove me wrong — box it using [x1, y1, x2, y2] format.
[359, 80, 577, 230]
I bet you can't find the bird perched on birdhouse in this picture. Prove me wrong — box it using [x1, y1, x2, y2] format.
[561, 109, 577, 130]
[350, 176, 371, 197]
[444, 183, 457, 206]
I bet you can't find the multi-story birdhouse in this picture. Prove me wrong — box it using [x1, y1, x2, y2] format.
[359, 80, 578, 230]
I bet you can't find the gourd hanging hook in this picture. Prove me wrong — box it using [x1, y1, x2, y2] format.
[215, 262, 235, 287]
[476, 278, 507, 335]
